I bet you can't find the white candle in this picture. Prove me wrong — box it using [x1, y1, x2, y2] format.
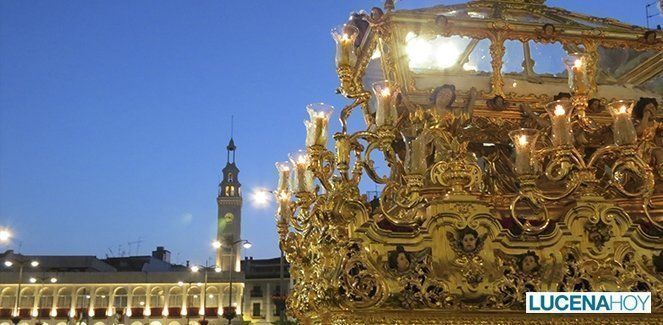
[332, 25, 358, 68]
[372, 80, 398, 127]
[608, 101, 637, 145]
[565, 54, 589, 94]
[289, 150, 314, 193]
[275, 161, 292, 193]
[305, 103, 333, 147]
[276, 190, 291, 220]
[509, 129, 540, 175]
[546, 102, 573, 147]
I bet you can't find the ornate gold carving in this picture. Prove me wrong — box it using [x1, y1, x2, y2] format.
[275, 0, 663, 323]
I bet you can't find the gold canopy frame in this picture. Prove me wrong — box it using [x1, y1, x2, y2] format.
[274, 0, 663, 323]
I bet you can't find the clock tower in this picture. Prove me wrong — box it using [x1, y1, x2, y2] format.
[216, 137, 242, 271]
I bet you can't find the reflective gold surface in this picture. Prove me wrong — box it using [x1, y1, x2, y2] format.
[275, 0, 663, 323]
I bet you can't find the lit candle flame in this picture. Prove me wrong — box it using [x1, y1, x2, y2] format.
[342, 33, 350, 41]
[573, 59, 583, 69]
[277, 190, 290, 201]
[296, 155, 308, 166]
[554, 105, 566, 116]
[518, 135, 528, 146]
[618, 105, 627, 114]
[380, 87, 391, 97]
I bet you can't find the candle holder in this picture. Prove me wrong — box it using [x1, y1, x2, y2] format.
[405, 135, 427, 175]
[545, 100, 574, 147]
[274, 189, 292, 227]
[607, 100, 637, 146]
[372, 80, 399, 128]
[334, 134, 351, 172]
[289, 149, 315, 193]
[509, 128, 540, 176]
[305, 103, 334, 148]
[563, 53, 589, 96]
[332, 24, 359, 69]
[275, 161, 292, 193]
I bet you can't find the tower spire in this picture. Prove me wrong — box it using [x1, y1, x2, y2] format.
[226, 116, 236, 163]
[217, 117, 242, 270]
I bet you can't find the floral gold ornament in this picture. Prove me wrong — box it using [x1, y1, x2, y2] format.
[274, 0, 663, 323]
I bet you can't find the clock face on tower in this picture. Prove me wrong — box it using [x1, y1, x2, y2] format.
[224, 212, 234, 222]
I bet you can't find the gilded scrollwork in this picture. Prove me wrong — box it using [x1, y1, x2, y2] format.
[274, 0, 663, 323]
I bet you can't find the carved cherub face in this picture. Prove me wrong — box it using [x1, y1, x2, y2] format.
[521, 255, 539, 274]
[461, 233, 477, 252]
[370, 7, 383, 20]
[543, 24, 554, 36]
[435, 88, 454, 109]
[396, 252, 410, 271]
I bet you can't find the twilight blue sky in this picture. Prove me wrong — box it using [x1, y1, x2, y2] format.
[0, 1, 659, 264]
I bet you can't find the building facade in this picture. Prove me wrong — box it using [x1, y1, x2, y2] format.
[0, 138, 290, 325]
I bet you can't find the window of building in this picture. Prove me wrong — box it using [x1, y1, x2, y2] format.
[76, 289, 90, 309]
[19, 289, 35, 308]
[113, 288, 128, 309]
[132, 288, 146, 308]
[39, 289, 54, 309]
[94, 289, 109, 309]
[252, 303, 261, 317]
[57, 290, 71, 309]
[187, 287, 200, 308]
[168, 288, 182, 307]
[250, 286, 262, 298]
[1, 288, 16, 309]
[150, 288, 164, 308]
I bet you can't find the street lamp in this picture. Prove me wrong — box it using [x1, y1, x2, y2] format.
[188, 263, 215, 325]
[0, 229, 12, 243]
[30, 275, 58, 325]
[222, 239, 251, 325]
[3, 255, 40, 324]
[250, 188, 272, 208]
[253, 184, 290, 324]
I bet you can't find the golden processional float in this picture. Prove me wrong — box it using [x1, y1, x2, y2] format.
[273, 0, 663, 323]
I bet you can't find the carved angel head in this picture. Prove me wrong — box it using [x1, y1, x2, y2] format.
[447, 227, 486, 255]
[388, 245, 412, 272]
[519, 251, 540, 274]
[430, 84, 456, 110]
[460, 227, 479, 253]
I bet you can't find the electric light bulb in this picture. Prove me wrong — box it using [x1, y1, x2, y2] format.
[0, 229, 11, 242]
[554, 105, 566, 116]
[251, 188, 271, 208]
[518, 135, 528, 146]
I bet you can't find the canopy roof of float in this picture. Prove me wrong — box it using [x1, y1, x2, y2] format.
[356, 0, 662, 104]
